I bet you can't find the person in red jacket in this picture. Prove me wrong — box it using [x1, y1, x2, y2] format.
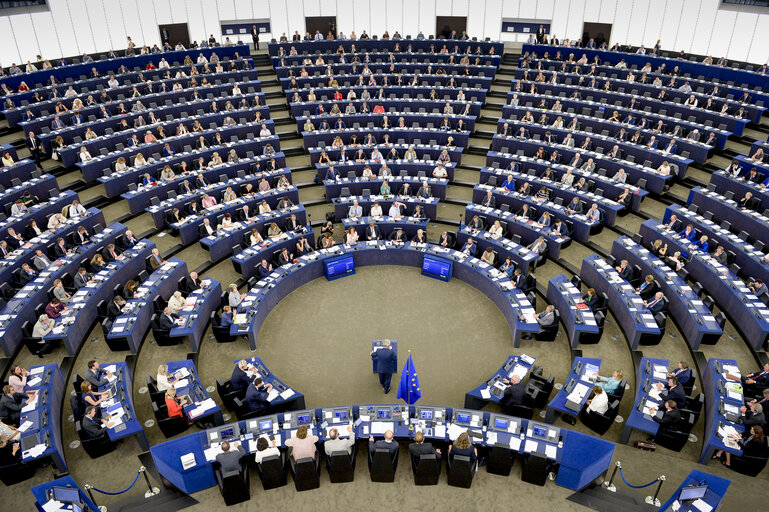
[164, 388, 190, 418]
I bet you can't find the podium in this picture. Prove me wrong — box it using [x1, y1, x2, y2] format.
[371, 339, 398, 373]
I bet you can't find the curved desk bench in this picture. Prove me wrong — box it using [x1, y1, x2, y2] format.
[333, 194, 439, 220]
[580, 254, 661, 349]
[106, 257, 189, 353]
[237, 356, 306, 411]
[20, 364, 66, 473]
[688, 186, 769, 247]
[620, 357, 669, 444]
[465, 203, 570, 259]
[464, 354, 536, 409]
[169, 278, 222, 351]
[341, 216, 429, 240]
[231, 227, 315, 281]
[315, 159, 456, 182]
[95, 361, 147, 450]
[308, 143, 463, 165]
[0, 221, 128, 356]
[200, 205, 306, 263]
[612, 236, 723, 348]
[700, 358, 745, 464]
[324, 175, 448, 200]
[639, 220, 769, 351]
[456, 226, 539, 275]
[545, 357, 602, 423]
[710, 168, 769, 214]
[230, 241, 539, 349]
[546, 274, 600, 348]
[150, 402, 613, 494]
[302, 127, 470, 150]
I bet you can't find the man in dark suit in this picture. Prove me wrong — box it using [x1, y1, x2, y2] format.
[81, 406, 111, 440]
[230, 360, 255, 392]
[371, 340, 396, 394]
[18, 263, 36, 285]
[216, 441, 246, 472]
[158, 307, 179, 330]
[738, 402, 765, 428]
[615, 260, 633, 281]
[516, 204, 534, 220]
[736, 363, 769, 396]
[369, 430, 398, 458]
[500, 375, 526, 413]
[481, 190, 495, 208]
[366, 222, 381, 240]
[645, 291, 666, 315]
[467, 215, 484, 230]
[120, 230, 138, 249]
[0, 385, 35, 426]
[26, 131, 43, 169]
[657, 376, 686, 409]
[285, 214, 301, 231]
[107, 296, 126, 320]
[184, 271, 202, 293]
[511, 268, 527, 290]
[102, 243, 122, 262]
[251, 24, 260, 50]
[409, 431, 441, 464]
[648, 400, 681, 441]
[85, 360, 112, 388]
[74, 267, 93, 289]
[244, 378, 271, 413]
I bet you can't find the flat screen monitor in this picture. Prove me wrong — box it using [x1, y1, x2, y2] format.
[678, 485, 708, 502]
[533, 426, 548, 437]
[334, 410, 348, 421]
[219, 427, 235, 439]
[422, 255, 453, 282]
[420, 410, 433, 420]
[457, 413, 471, 423]
[324, 254, 355, 281]
[377, 409, 391, 419]
[51, 487, 80, 504]
[297, 413, 312, 425]
[258, 420, 272, 431]
[494, 418, 509, 430]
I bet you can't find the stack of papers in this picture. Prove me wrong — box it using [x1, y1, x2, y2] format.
[279, 388, 295, 399]
[446, 423, 465, 440]
[173, 379, 189, 389]
[23, 443, 47, 458]
[691, 499, 713, 512]
[181, 452, 197, 469]
[480, 387, 491, 399]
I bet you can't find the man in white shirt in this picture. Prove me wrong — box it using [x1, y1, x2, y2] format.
[48, 213, 65, 229]
[348, 200, 363, 218]
[69, 200, 87, 217]
[388, 201, 404, 219]
[586, 385, 609, 414]
[432, 163, 448, 178]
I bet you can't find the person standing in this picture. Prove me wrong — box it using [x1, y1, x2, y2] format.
[371, 339, 396, 394]
[251, 24, 260, 50]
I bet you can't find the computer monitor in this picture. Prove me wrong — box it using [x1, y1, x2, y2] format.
[678, 485, 708, 502]
[297, 413, 312, 425]
[533, 426, 548, 438]
[456, 412, 471, 423]
[419, 410, 433, 420]
[377, 409, 391, 419]
[258, 419, 272, 431]
[51, 486, 80, 504]
[334, 410, 348, 421]
[207, 424, 241, 444]
[494, 417, 508, 430]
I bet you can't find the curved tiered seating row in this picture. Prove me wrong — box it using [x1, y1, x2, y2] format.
[521, 43, 769, 101]
[274, 51, 499, 68]
[501, 103, 697, 168]
[282, 73, 492, 91]
[638, 220, 769, 351]
[230, 240, 538, 349]
[688, 187, 769, 247]
[316, 159, 455, 182]
[309, 143, 463, 165]
[287, 84, 488, 104]
[482, 155, 646, 211]
[269, 39, 503, 57]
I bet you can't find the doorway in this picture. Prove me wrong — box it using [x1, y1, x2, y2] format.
[159, 23, 190, 48]
[582, 22, 612, 47]
[305, 16, 337, 40]
[436, 16, 467, 39]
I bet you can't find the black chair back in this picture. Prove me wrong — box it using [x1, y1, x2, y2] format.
[521, 453, 549, 486]
[486, 444, 514, 476]
[369, 448, 398, 482]
[412, 453, 440, 485]
[292, 457, 320, 491]
[447, 454, 474, 488]
[326, 450, 355, 483]
[257, 454, 287, 489]
[214, 460, 250, 506]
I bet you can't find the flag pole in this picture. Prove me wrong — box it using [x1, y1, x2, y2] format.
[407, 350, 411, 406]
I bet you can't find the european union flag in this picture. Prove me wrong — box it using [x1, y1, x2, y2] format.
[396, 353, 421, 405]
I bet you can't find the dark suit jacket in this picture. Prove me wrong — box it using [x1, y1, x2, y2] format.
[369, 439, 398, 457]
[216, 445, 246, 473]
[501, 381, 527, 409]
[366, 225, 381, 240]
[653, 408, 681, 431]
[19, 269, 36, 285]
[106, 300, 122, 320]
[230, 366, 254, 392]
[409, 442, 440, 460]
[244, 384, 269, 412]
[740, 410, 766, 428]
[74, 272, 91, 288]
[373, 348, 395, 374]
[158, 313, 176, 330]
[661, 384, 686, 409]
[0, 393, 25, 424]
[81, 415, 108, 440]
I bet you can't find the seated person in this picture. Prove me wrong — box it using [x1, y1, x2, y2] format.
[668, 361, 691, 385]
[324, 425, 356, 456]
[164, 388, 190, 419]
[582, 287, 599, 309]
[585, 385, 609, 415]
[220, 305, 234, 327]
[448, 431, 477, 466]
[637, 275, 657, 300]
[500, 374, 526, 412]
[285, 424, 319, 461]
[368, 429, 398, 459]
[655, 376, 686, 409]
[644, 291, 666, 314]
[596, 370, 623, 394]
[80, 406, 114, 440]
[714, 425, 766, 467]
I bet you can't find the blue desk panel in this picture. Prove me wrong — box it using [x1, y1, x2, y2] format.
[546, 274, 600, 348]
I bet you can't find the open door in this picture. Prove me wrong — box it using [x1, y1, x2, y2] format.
[436, 16, 467, 39]
[582, 22, 612, 48]
[160, 23, 190, 48]
[305, 16, 336, 40]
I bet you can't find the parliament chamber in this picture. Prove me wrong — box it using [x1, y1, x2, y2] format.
[1, 1, 769, 511]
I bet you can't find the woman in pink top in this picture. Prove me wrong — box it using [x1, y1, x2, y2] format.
[284, 425, 319, 461]
[201, 194, 217, 208]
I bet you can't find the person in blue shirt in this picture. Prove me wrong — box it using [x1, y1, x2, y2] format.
[500, 257, 515, 278]
[244, 378, 272, 412]
[691, 235, 708, 253]
[161, 143, 175, 157]
[220, 305, 233, 326]
[461, 238, 477, 257]
[537, 212, 551, 228]
[501, 174, 515, 192]
[596, 370, 624, 394]
[668, 361, 691, 385]
[677, 224, 697, 242]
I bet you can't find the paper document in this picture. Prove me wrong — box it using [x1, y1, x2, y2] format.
[279, 388, 295, 400]
[17, 420, 33, 432]
[691, 499, 713, 512]
[266, 389, 280, 402]
[509, 436, 522, 451]
[485, 432, 497, 445]
[41, 499, 65, 512]
[524, 439, 538, 453]
[434, 425, 446, 438]
[173, 379, 189, 389]
[26, 377, 42, 387]
[446, 423, 465, 440]
[480, 388, 491, 399]
[545, 444, 557, 459]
